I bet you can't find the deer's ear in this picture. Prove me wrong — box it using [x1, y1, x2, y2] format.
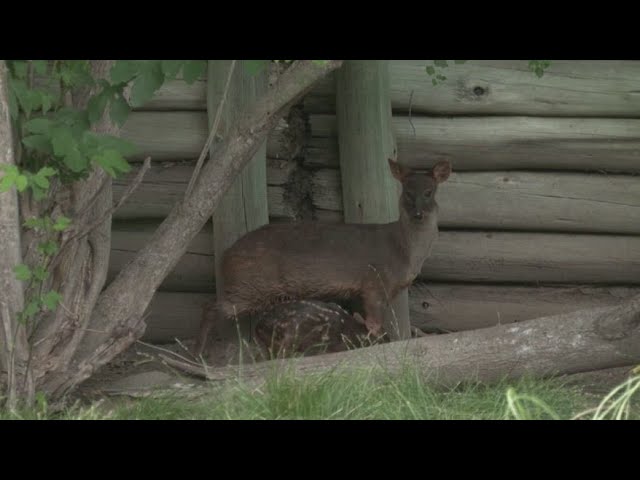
[432, 160, 451, 183]
[388, 159, 411, 181]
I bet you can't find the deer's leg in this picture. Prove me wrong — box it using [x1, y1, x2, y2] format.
[362, 290, 386, 337]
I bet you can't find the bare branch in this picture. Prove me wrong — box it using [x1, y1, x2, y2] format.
[67, 157, 152, 245]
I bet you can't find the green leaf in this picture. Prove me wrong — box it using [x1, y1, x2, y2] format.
[22, 299, 41, 319]
[63, 147, 85, 171]
[109, 95, 131, 127]
[454, 60, 467, 64]
[110, 60, 142, 84]
[92, 149, 131, 178]
[42, 290, 62, 311]
[38, 166, 57, 177]
[53, 215, 71, 231]
[15, 175, 28, 191]
[33, 266, 49, 281]
[425, 65, 436, 76]
[161, 60, 184, 79]
[40, 92, 54, 114]
[14, 264, 32, 281]
[436, 74, 447, 81]
[432, 78, 438, 86]
[32, 60, 48, 75]
[182, 60, 206, 84]
[12, 61, 29, 79]
[87, 90, 110, 124]
[24, 118, 52, 134]
[94, 134, 137, 157]
[244, 60, 268, 76]
[22, 135, 53, 154]
[32, 174, 50, 189]
[51, 126, 75, 156]
[130, 61, 165, 108]
[0, 175, 15, 192]
[38, 240, 59, 256]
[24, 217, 46, 229]
[31, 184, 47, 201]
[312, 60, 328, 66]
[433, 60, 448, 68]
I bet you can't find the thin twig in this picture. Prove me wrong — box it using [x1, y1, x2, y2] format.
[136, 340, 203, 367]
[184, 60, 237, 199]
[408, 90, 416, 137]
[66, 156, 152, 245]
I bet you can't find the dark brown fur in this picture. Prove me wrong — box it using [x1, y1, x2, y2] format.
[195, 159, 451, 356]
[253, 300, 374, 357]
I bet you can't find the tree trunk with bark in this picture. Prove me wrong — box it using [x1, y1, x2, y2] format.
[0, 60, 33, 408]
[1, 60, 343, 404]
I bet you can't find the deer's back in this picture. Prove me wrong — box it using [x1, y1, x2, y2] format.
[221, 222, 403, 310]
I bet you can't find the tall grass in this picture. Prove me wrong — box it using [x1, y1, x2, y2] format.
[2, 364, 638, 420]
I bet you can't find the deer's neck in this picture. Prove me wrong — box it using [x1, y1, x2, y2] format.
[397, 204, 439, 275]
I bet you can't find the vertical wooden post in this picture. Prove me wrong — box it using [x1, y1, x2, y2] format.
[208, 60, 269, 341]
[336, 60, 411, 340]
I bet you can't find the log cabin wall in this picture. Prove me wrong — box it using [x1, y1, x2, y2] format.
[111, 61, 640, 343]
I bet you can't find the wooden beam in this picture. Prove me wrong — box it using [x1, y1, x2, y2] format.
[306, 60, 640, 117]
[142, 284, 640, 343]
[114, 163, 640, 235]
[108, 222, 640, 291]
[336, 60, 410, 340]
[208, 60, 269, 340]
[306, 114, 640, 172]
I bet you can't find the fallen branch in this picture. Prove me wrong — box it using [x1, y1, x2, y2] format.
[162, 294, 640, 388]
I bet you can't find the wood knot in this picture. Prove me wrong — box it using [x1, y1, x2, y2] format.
[473, 86, 486, 96]
[422, 301, 430, 309]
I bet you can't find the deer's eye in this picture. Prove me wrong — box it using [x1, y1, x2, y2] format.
[423, 190, 432, 198]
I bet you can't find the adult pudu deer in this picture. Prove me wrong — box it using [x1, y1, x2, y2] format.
[194, 158, 452, 357]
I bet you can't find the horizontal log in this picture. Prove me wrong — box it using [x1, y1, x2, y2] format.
[409, 283, 640, 333]
[306, 114, 640, 172]
[165, 294, 640, 388]
[307, 60, 640, 117]
[109, 221, 640, 293]
[119, 111, 640, 173]
[142, 284, 640, 343]
[120, 112, 289, 162]
[114, 162, 640, 235]
[136, 79, 207, 111]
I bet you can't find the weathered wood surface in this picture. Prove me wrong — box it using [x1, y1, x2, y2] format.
[209, 60, 269, 327]
[120, 111, 640, 172]
[336, 60, 410, 340]
[108, 221, 640, 292]
[141, 284, 640, 342]
[114, 162, 640, 235]
[127, 62, 640, 117]
[409, 283, 640, 333]
[306, 114, 640, 172]
[120, 111, 289, 162]
[306, 60, 640, 117]
[137, 79, 206, 111]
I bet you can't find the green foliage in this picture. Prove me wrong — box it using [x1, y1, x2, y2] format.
[425, 60, 466, 86]
[2, 59, 211, 330]
[529, 60, 552, 78]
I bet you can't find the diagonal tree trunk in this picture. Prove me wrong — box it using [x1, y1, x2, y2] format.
[40, 60, 344, 399]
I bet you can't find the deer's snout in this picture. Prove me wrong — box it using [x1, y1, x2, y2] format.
[413, 211, 423, 220]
